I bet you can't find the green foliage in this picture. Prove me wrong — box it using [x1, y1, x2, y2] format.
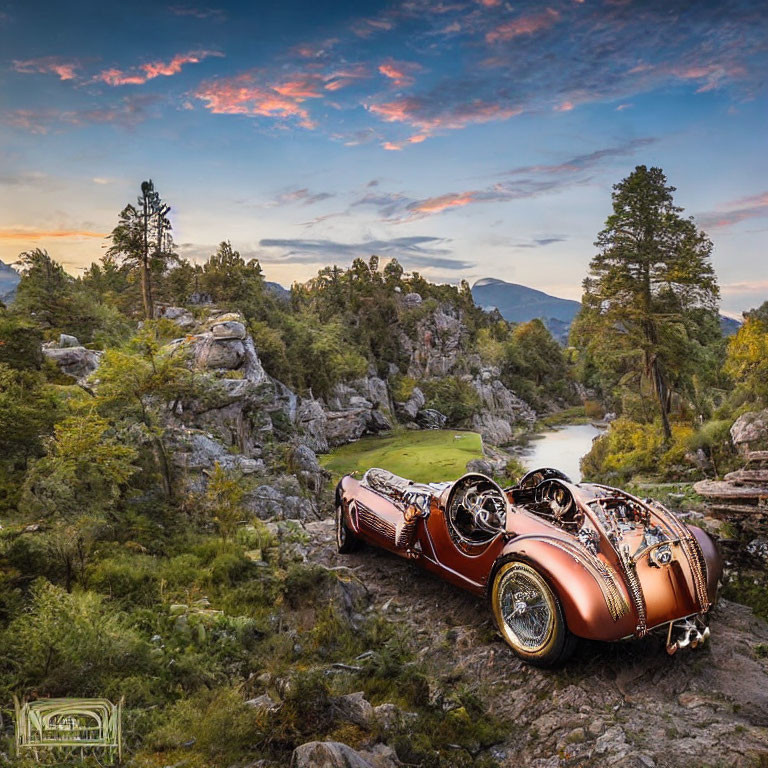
[0, 579, 150, 697]
[502, 319, 570, 408]
[724, 317, 768, 406]
[571, 166, 721, 438]
[200, 462, 246, 540]
[0, 312, 42, 369]
[422, 376, 481, 424]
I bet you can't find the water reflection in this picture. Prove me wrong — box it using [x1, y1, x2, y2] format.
[515, 423, 604, 483]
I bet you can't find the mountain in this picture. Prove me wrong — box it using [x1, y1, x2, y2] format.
[265, 281, 290, 301]
[471, 278, 580, 343]
[0, 260, 20, 303]
[472, 277, 742, 344]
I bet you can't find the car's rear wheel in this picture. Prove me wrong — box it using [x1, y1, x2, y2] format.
[490, 560, 576, 667]
[336, 503, 361, 554]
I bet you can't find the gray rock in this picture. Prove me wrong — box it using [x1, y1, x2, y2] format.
[297, 399, 330, 453]
[59, 333, 79, 348]
[372, 703, 400, 731]
[402, 292, 423, 309]
[368, 409, 393, 433]
[243, 482, 316, 521]
[291, 742, 400, 768]
[332, 692, 374, 729]
[415, 408, 446, 430]
[466, 458, 495, 476]
[211, 320, 247, 340]
[396, 387, 425, 421]
[245, 693, 280, 712]
[470, 367, 536, 445]
[42, 346, 102, 382]
[401, 306, 465, 379]
[158, 305, 196, 329]
[731, 409, 768, 451]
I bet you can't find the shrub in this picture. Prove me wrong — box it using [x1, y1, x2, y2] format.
[421, 377, 481, 425]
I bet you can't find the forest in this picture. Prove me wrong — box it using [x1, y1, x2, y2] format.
[1, 167, 767, 767]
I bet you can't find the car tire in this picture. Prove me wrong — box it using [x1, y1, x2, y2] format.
[336, 503, 361, 554]
[490, 559, 576, 667]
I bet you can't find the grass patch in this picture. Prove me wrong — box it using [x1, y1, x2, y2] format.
[319, 429, 484, 483]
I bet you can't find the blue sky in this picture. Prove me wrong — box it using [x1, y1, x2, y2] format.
[1, 0, 766, 315]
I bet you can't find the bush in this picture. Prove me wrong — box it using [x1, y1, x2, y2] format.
[421, 377, 480, 425]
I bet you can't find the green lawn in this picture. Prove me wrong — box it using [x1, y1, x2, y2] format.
[319, 429, 484, 483]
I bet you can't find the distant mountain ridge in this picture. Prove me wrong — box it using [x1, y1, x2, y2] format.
[471, 277, 741, 344]
[0, 260, 20, 303]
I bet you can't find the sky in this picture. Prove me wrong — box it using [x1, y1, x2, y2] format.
[0, 0, 766, 316]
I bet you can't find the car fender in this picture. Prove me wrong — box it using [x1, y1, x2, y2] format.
[491, 535, 637, 641]
[688, 525, 722, 604]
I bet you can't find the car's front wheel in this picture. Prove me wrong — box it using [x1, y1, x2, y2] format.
[336, 503, 361, 554]
[490, 560, 576, 667]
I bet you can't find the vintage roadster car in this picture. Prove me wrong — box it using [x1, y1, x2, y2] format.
[335, 468, 721, 666]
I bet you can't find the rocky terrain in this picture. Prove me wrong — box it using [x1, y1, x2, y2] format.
[289, 519, 768, 768]
[41, 299, 537, 513]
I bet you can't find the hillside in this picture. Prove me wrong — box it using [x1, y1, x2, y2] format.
[473, 276, 741, 343]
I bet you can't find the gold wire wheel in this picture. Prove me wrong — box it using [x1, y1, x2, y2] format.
[492, 561, 557, 656]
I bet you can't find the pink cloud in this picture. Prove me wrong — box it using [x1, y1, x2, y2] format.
[699, 191, 768, 229]
[13, 57, 82, 81]
[378, 59, 421, 87]
[409, 192, 475, 214]
[0, 228, 106, 241]
[95, 50, 223, 86]
[555, 100, 574, 111]
[368, 96, 521, 135]
[486, 9, 560, 43]
[194, 71, 321, 128]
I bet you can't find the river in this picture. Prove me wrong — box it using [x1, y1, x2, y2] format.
[514, 423, 604, 483]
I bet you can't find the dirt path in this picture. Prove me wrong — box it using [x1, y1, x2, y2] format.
[306, 519, 768, 768]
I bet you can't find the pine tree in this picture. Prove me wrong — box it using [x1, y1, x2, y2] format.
[574, 166, 719, 439]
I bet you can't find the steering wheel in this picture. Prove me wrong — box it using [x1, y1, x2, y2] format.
[518, 467, 572, 490]
[534, 478, 576, 524]
[446, 474, 508, 545]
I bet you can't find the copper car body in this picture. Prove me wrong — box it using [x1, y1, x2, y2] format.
[336, 467, 721, 664]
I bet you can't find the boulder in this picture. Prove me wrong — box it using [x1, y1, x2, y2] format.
[368, 408, 393, 433]
[297, 399, 330, 453]
[466, 458, 495, 476]
[731, 410, 768, 451]
[395, 386, 425, 421]
[211, 320, 247, 340]
[291, 742, 400, 768]
[415, 408, 447, 430]
[158, 305, 196, 329]
[42, 346, 102, 382]
[402, 292, 422, 309]
[324, 409, 369, 446]
[470, 367, 536, 445]
[167, 428, 266, 475]
[243, 480, 316, 521]
[289, 444, 328, 493]
[59, 333, 79, 348]
[331, 692, 374, 729]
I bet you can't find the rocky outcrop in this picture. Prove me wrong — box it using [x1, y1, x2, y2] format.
[469, 366, 536, 445]
[157, 304, 196, 330]
[296, 373, 394, 451]
[291, 741, 400, 768]
[243, 476, 317, 521]
[42, 345, 102, 382]
[399, 304, 466, 379]
[395, 386, 425, 421]
[167, 427, 265, 478]
[731, 409, 768, 452]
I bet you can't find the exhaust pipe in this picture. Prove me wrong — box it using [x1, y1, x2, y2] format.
[666, 616, 710, 655]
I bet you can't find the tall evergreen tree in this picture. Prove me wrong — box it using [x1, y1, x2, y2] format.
[572, 166, 719, 438]
[107, 180, 174, 319]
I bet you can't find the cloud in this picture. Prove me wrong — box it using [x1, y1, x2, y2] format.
[267, 188, 336, 207]
[485, 9, 560, 43]
[503, 138, 657, 176]
[13, 56, 83, 81]
[259, 236, 473, 269]
[0, 171, 48, 186]
[699, 191, 768, 229]
[2, 95, 159, 133]
[513, 236, 566, 248]
[368, 95, 522, 137]
[95, 50, 223, 86]
[378, 59, 422, 87]
[0, 229, 106, 241]
[168, 5, 227, 21]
